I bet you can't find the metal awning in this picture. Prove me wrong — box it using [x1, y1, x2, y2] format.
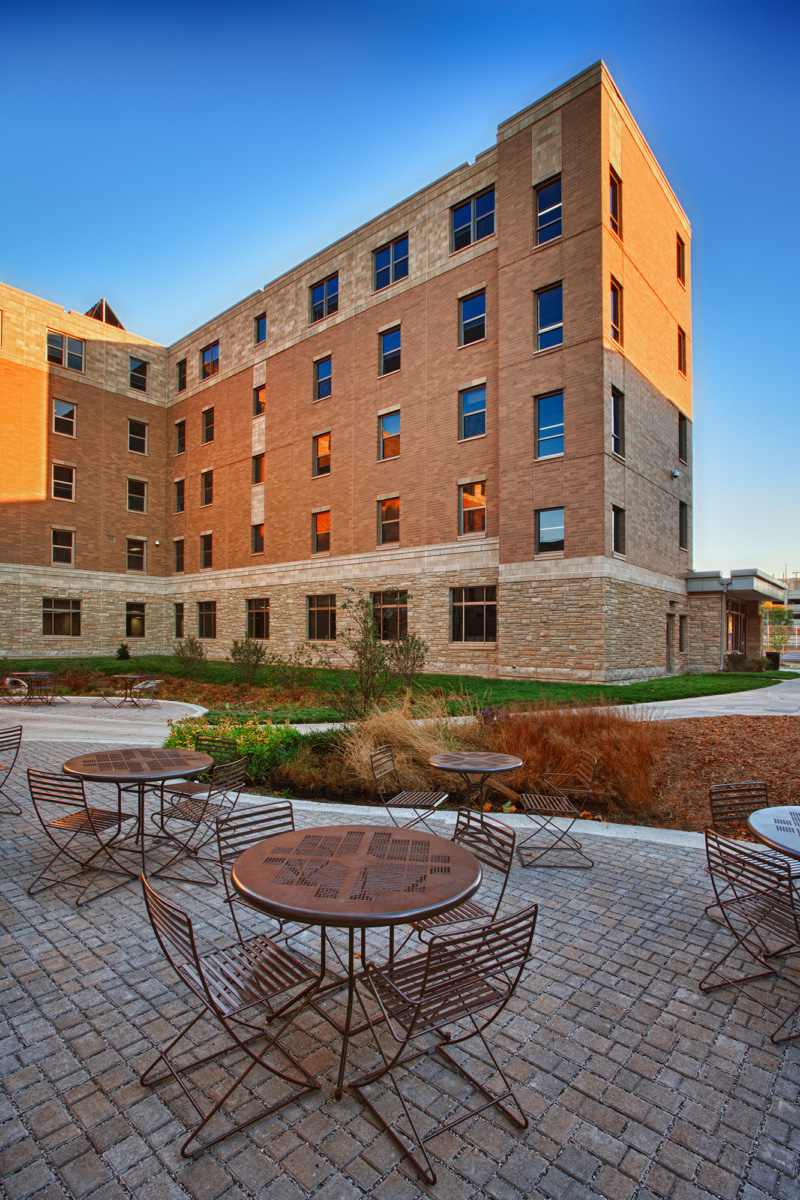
[686, 568, 787, 604]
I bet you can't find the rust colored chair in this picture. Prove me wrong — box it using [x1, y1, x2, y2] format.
[215, 800, 298, 942]
[370, 744, 448, 832]
[516, 752, 597, 869]
[705, 782, 800, 919]
[156, 756, 247, 878]
[0, 725, 23, 815]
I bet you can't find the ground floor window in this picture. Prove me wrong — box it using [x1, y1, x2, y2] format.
[43, 597, 81, 637]
[726, 599, 747, 654]
[451, 586, 497, 643]
[308, 594, 336, 640]
[679, 614, 688, 652]
[247, 598, 270, 639]
[198, 601, 216, 639]
[372, 590, 408, 640]
[126, 602, 145, 638]
[174, 603, 184, 639]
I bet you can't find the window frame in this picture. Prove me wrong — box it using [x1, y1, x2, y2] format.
[314, 356, 332, 401]
[253, 385, 265, 416]
[252, 454, 264, 484]
[312, 510, 330, 554]
[127, 478, 147, 513]
[129, 357, 148, 393]
[459, 385, 486, 441]
[174, 602, 184, 639]
[459, 481, 486, 536]
[313, 432, 331, 476]
[676, 234, 686, 285]
[379, 326, 401, 375]
[373, 234, 409, 291]
[678, 413, 688, 463]
[128, 418, 148, 454]
[612, 505, 626, 555]
[378, 411, 400, 460]
[175, 419, 186, 454]
[202, 407, 215, 443]
[451, 187, 495, 253]
[53, 399, 76, 437]
[51, 529, 74, 565]
[450, 586, 497, 644]
[678, 326, 687, 376]
[198, 600, 216, 639]
[372, 590, 408, 640]
[254, 312, 266, 344]
[610, 278, 623, 344]
[200, 533, 213, 568]
[126, 538, 145, 572]
[176, 358, 187, 392]
[46, 330, 84, 372]
[609, 168, 622, 237]
[42, 597, 81, 637]
[247, 597, 270, 639]
[200, 470, 213, 507]
[251, 523, 264, 554]
[126, 602, 146, 639]
[535, 507, 565, 554]
[536, 284, 563, 350]
[378, 496, 400, 546]
[310, 273, 339, 323]
[307, 594, 336, 640]
[535, 391, 564, 459]
[52, 463, 75, 501]
[535, 176, 562, 245]
[174, 538, 184, 573]
[679, 501, 689, 551]
[200, 341, 219, 380]
[459, 291, 486, 346]
[612, 388, 625, 457]
[175, 478, 185, 513]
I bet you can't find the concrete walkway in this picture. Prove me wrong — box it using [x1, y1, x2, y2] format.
[0, 697, 205, 745]
[628, 675, 800, 721]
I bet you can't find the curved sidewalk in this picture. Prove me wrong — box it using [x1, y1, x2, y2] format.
[0, 695, 205, 745]
[627, 674, 800, 720]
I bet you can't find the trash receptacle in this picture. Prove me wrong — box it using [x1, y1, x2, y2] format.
[765, 651, 780, 670]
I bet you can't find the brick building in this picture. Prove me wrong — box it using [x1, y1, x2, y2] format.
[1, 62, 776, 680]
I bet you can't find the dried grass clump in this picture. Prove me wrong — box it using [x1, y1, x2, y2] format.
[341, 696, 460, 793]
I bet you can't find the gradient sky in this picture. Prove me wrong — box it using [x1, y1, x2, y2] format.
[2, 0, 798, 579]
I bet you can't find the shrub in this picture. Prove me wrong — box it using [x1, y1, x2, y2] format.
[116, 643, 131, 661]
[173, 635, 206, 679]
[723, 652, 768, 673]
[164, 715, 302, 782]
[386, 633, 429, 690]
[263, 645, 317, 699]
[228, 637, 268, 686]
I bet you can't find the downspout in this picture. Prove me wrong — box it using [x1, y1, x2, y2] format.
[719, 578, 730, 671]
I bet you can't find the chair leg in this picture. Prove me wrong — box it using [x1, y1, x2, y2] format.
[517, 814, 593, 869]
[0, 786, 22, 816]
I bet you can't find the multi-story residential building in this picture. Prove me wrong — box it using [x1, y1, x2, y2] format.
[0, 62, 782, 679]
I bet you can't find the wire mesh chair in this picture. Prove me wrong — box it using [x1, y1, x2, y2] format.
[215, 801, 298, 942]
[705, 782, 800, 918]
[156, 735, 240, 805]
[370, 745, 448, 832]
[131, 677, 161, 708]
[0, 725, 23, 815]
[516, 752, 597, 869]
[156, 757, 248, 879]
[700, 830, 800, 1044]
[27, 769, 137, 904]
[140, 874, 319, 1157]
[350, 903, 538, 1184]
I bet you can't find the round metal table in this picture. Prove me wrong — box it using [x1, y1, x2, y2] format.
[747, 806, 800, 861]
[429, 751, 523, 807]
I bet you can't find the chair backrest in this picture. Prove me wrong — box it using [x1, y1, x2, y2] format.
[571, 752, 597, 790]
[0, 724, 22, 760]
[216, 800, 295, 865]
[28, 768, 87, 814]
[371, 745, 402, 803]
[141, 873, 199, 972]
[132, 678, 161, 693]
[704, 829, 797, 922]
[709, 782, 769, 828]
[453, 809, 515, 877]
[208, 756, 248, 801]
[195, 735, 240, 764]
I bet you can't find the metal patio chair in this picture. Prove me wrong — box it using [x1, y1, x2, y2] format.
[0, 725, 23, 815]
[350, 903, 538, 1185]
[370, 744, 448, 832]
[155, 757, 248, 877]
[705, 781, 800, 918]
[215, 800, 299, 942]
[158, 735, 240, 802]
[515, 751, 596, 869]
[131, 677, 161, 707]
[140, 874, 319, 1157]
[700, 830, 800, 1044]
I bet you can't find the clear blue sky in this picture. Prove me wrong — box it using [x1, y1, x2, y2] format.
[2, 0, 798, 578]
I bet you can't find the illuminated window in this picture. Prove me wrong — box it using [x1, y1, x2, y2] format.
[126, 602, 145, 638]
[253, 385, 265, 415]
[251, 523, 264, 553]
[313, 510, 330, 553]
[200, 341, 219, 379]
[459, 481, 486, 534]
[378, 411, 400, 459]
[313, 432, 331, 476]
[378, 497, 399, 545]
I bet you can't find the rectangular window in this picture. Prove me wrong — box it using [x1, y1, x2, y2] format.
[459, 385, 486, 440]
[315, 356, 332, 400]
[174, 539, 184, 572]
[198, 601, 216, 638]
[679, 502, 689, 551]
[536, 285, 563, 350]
[536, 507, 564, 553]
[378, 497, 400, 545]
[311, 273, 338, 322]
[201, 533, 213, 568]
[308, 594, 336, 640]
[380, 327, 401, 374]
[459, 481, 486, 535]
[43, 597, 81, 637]
[251, 523, 264, 553]
[129, 357, 148, 392]
[52, 464, 75, 501]
[202, 407, 215, 443]
[679, 614, 688, 652]
[127, 539, 145, 571]
[678, 412, 688, 463]
[459, 291, 486, 345]
[676, 234, 686, 284]
[201, 470, 213, 506]
[312, 510, 330, 553]
[610, 169, 622, 237]
[535, 392, 564, 458]
[451, 187, 495, 252]
[374, 234, 409, 290]
[451, 586, 497, 643]
[378, 411, 400, 459]
[612, 388, 625, 457]
[200, 341, 219, 380]
[175, 479, 185, 513]
[254, 312, 266, 344]
[53, 400, 76, 437]
[247, 598, 270, 639]
[52, 530, 74, 565]
[253, 385, 265, 415]
[176, 358, 187, 392]
[611, 279, 623, 344]
[535, 177, 562, 244]
[128, 419, 147, 454]
[372, 590, 408, 640]
[174, 602, 184, 639]
[678, 326, 687, 375]
[175, 420, 186, 454]
[313, 432, 331, 476]
[612, 505, 626, 555]
[127, 478, 146, 513]
[47, 331, 84, 372]
[126, 602, 145, 639]
[252, 454, 264, 484]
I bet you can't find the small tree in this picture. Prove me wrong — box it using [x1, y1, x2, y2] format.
[762, 602, 794, 652]
[116, 642, 131, 660]
[263, 645, 318, 700]
[228, 637, 268, 686]
[173, 635, 205, 679]
[386, 632, 429, 690]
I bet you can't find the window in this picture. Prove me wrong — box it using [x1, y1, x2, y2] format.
[201, 470, 213, 506]
[609, 169, 622, 237]
[536, 285, 563, 349]
[128, 419, 147, 454]
[308, 594, 336, 640]
[380, 327, 401, 374]
[678, 326, 687, 375]
[679, 614, 688, 653]
[174, 603, 184, 639]
[451, 586, 497, 643]
[313, 432, 331, 476]
[201, 533, 213, 568]
[451, 187, 495, 252]
[678, 413, 688, 463]
[247, 598, 270, 639]
[612, 388, 625, 457]
[253, 385, 265, 416]
[198, 601, 216, 638]
[176, 358, 187, 392]
[311, 273, 338, 322]
[676, 234, 686, 284]
[200, 341, 219, 380]
[610, 279, 623, 344]
[175, 479, 185, 513]
[459, 291, 486, 345]
[378, 411, 400, 459]
[175, 420, 186, 454]
[254, 312, 266, 344]
[252, 454, 264, 484]
[535, 177, 562, 244]
[126, 602, 145, 639]
[202, 407, 215, 443]
[315, 357, 332, 400]
[536, 507, 564, 553]
[679, 502, 689, 551]
[459, 481, 486, 535]
[174, 539, 184, 572]
[129, 357, 148, 392]
[374, 235, 409, 290]
[378, 497, 400, 545]
[46, 331, 84, 372]
[459, 385, 486, 440]
[43, 597, 81, 637]
[52, 464, 75, 501]
[52, 530, 74, 565]
[127, 479, 146, 513]
[251, 523, 264, 553]
[372, 590, 408, 640]
[535, 392, 564, 458]
[127, 539, 145, 571]
[313, 510, 330, 553]
[53, 400, 75, 437]
[612, 506, 626, 555]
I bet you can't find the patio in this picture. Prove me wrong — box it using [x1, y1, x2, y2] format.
[1, 737, 798, 1200]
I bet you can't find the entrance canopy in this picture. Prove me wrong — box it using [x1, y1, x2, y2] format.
[686, 568, 787, 604]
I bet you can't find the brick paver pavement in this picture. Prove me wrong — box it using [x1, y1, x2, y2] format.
[1, 739, 798, 1199]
